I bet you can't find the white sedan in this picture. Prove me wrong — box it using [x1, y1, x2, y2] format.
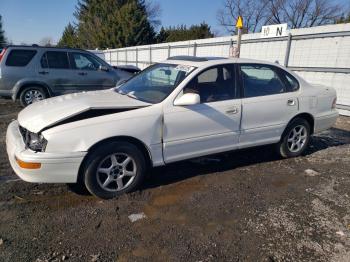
[6, 56, 338, 199]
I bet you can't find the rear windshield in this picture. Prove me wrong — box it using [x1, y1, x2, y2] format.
[5, 50, 37, 67]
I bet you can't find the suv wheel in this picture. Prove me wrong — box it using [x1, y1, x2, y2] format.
[83, 141, 146, 199]
[19, 86, 48, 107]
[278, 118, 311, 158]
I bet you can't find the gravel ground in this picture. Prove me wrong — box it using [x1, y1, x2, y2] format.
[0, 98, 349, 262]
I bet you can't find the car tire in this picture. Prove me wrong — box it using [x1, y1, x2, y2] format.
[19, 86, 48, 107]
[66, 182, 90, 196]
[278, 118, 311, 158]
[83, 141, 146, 199]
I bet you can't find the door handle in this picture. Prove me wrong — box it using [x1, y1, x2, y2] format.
[287, 99, 296, 106]
[78, 72, 87, 76]
[38, 71, 49, 75]
[226, 107, 239, 114]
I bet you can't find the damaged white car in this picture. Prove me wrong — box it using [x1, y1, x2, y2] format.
[6, 56, 338, 199]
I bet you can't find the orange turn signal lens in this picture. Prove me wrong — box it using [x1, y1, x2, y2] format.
[15, 157, 41, 169]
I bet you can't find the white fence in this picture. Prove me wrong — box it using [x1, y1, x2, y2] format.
[94, 23, 350, 115]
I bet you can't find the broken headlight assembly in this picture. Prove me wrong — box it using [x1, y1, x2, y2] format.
[20, 126, 48, 152]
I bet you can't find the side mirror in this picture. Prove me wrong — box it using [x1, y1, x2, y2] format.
[99, 65, 109, 72]
[174, 93, 200, 106]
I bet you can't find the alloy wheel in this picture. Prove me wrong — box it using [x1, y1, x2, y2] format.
[96, 153, 137, 192]
[287, 125, 307, 153]
[24, 90, 44, 105]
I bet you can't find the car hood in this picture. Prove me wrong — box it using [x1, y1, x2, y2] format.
[18, 89, 151, 133]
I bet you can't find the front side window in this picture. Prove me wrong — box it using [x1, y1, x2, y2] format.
[71, 53, 101, 70]
[117, 63, 195, 104]
[42, 51, 70, 69]
[5, 50, 37, 67]
[240, 64, 286, 98]
[183, 65, 236, 103]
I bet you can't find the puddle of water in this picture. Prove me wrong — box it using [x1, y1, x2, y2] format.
[118, 246, 169, 262]
[271, 175, 298, 188]
[143, 177, 204, 221]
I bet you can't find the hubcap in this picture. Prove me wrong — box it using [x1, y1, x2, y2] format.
[24, 90, 44, 105]
[96, 153, 137, 192]
[287, 125, 307, 153]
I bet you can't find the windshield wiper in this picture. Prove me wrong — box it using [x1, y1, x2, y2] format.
[126, 92, 138, 100]
[116, 89, 126, 95]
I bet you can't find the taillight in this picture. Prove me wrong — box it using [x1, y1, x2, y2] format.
[0, 48, 7, 62]
[332, 97, 337, 109]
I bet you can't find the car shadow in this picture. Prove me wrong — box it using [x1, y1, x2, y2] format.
[142, 127, 350, 190]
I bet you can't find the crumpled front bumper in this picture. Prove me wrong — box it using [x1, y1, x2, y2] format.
[6, 120, 86, 183]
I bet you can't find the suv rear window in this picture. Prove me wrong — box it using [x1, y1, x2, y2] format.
[5, 50, 37, 67]
[41, 51, 70, 69]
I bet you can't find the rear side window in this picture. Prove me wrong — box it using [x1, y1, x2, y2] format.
[5, 50, 37, 67]
[41, 51, 70, 69]
[240, 64, 286, 98]
[284, 73, 299, 92]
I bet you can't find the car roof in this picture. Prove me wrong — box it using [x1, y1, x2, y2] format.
[5, 45, 87, 52]
[162, 56, 281, 68]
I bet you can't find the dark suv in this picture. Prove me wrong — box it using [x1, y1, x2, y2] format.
[0, 45, 133, 106]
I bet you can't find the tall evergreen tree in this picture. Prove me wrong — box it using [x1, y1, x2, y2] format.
[157, 23, 214, 43]
[0, 15, 6, 48]
[71, 0, 155, 49]
[57, 23, 77, 47]
[156, 27, 169, 43]
[117, 0, 156, 47]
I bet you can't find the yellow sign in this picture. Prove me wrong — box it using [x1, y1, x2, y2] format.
[236, 16, 243, 29]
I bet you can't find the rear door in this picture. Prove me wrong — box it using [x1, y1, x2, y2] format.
[39, 51, 78, 95]
[69, 52, 116, 90]
[238, 64, 299, 147]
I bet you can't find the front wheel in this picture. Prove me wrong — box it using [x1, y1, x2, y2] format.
[278, 118, 311, 158]
[83, 141, 146, 199]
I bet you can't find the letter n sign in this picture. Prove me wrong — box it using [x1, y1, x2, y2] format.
[276, 26, 283, 36]
[261, 24, 288, 38]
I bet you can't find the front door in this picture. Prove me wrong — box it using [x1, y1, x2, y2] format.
[69, 52, 116, 91]
[163, 64, 241, 163]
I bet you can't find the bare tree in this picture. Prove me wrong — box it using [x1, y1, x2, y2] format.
[267, 0, 342, 28]
[308, 0, 342, 27]
[145, 1, 162, 29]
[217, 0, 272, 34]
[39, 37, 54, 46]
[217, 0, 343, 34]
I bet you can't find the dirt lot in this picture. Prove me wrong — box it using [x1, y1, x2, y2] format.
[0, 98, 349, 262]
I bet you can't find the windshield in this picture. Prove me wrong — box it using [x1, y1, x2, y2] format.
[117, 63, 196, 103]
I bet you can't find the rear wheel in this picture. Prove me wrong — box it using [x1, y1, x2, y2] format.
[19, 86, 48, 107]
[83, 141, 146, 199]
[278, 118, 311, 158]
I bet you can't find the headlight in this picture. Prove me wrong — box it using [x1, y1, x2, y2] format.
[19, 126, 48, 152]
[28, 132, 47, 152]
